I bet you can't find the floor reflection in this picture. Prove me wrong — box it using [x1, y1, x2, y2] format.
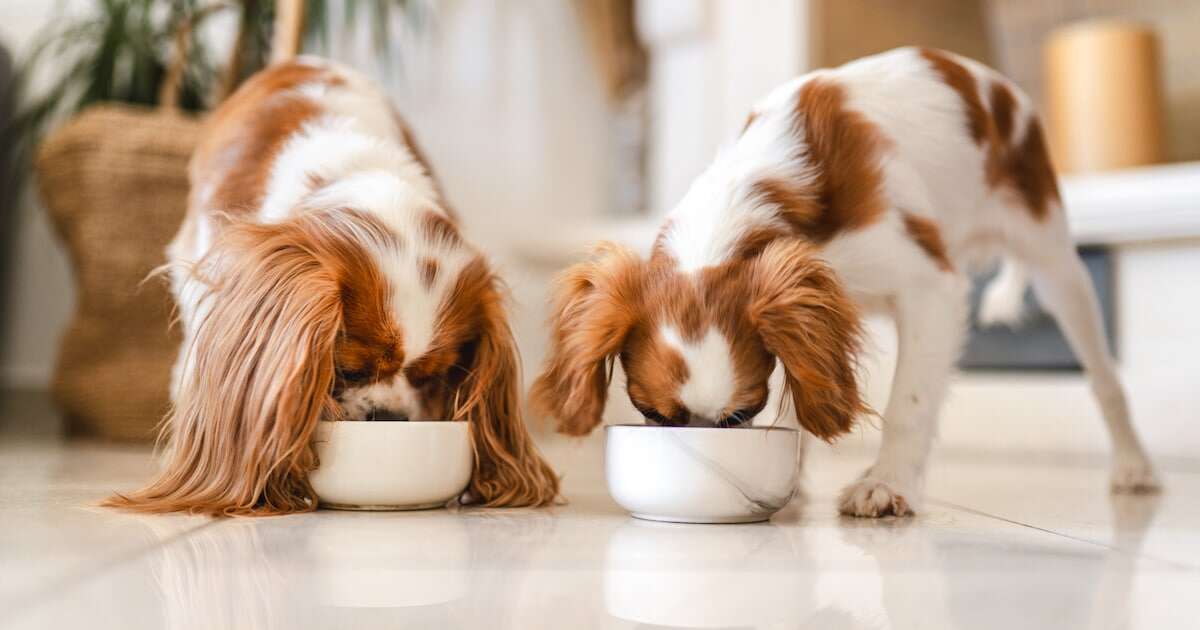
[130, 488, 1168, 630]
[142, 519, 290, 630]
[601, 516, 861, 629]
[143, 510, 477, 630]
[1087, 493, 1164, 630]
[832, 493, 1166, 630]
[305, 511, 471, 608]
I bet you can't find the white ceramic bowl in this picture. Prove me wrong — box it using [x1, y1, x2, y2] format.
[309, 420, 472, 510]
[605, 424, 799, 523]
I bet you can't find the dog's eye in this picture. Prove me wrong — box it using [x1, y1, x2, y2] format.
[338, 368, 370, 384]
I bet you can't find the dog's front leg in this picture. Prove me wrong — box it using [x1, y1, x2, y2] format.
[839, 273, 969, 517]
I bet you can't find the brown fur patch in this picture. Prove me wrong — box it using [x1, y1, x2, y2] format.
[989, 81, 1017, 143]
[728, 224, 791, 262]
[1008, 119, 1060, 220]
[750, 177, 819, 227]
[331, 219, 404, 393]
[421, 211, 462, 247]
[621, 325, 692, 426]
[919, 48, 989, 144]
[900, 213, 953, 272]
[190, 62, 342, 214]
[920, 48, 1059, 221]
[418, 257, 440, 289]
[758, 78, 890, 243]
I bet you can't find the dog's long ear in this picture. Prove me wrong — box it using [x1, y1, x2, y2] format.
[530, 243, 643, 436]
[747, 239, 866, 441]
[104, 216, 349, 516]
[443, 258, 559, 507]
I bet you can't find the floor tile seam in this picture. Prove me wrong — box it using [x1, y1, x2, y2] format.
[928, 497, 1200, 572]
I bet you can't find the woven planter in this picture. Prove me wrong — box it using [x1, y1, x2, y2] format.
[36, 105, 200, 441]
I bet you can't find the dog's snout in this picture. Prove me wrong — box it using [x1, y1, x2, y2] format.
[645, 413, 691, 427]
[716, 415, 748, 428]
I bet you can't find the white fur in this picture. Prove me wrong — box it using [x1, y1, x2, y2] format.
[660, 326, 737, 422]
[657, 47, 1160, 516]
[170, 58, 467, 422]
[661, 90, 811, 273]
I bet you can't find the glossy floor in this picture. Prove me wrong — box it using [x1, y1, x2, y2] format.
[1, 394, 1197, 629]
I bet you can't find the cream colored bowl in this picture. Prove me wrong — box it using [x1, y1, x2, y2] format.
[605, 424, 799, 523]
[309, 420, 473, 510]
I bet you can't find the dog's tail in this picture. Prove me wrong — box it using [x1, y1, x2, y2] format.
[978, 257, 1028, 328]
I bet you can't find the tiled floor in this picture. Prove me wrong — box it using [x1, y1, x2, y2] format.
[1, 392, 1197, 629]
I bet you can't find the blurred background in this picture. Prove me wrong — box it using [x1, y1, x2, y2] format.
[0, 0, 1197, 461]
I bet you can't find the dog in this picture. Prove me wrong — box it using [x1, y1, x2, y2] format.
[531, 47, 1160, 517]
[106, 58, 558, 516]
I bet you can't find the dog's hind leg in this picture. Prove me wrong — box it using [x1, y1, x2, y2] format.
[1024, 240, 1161, 493]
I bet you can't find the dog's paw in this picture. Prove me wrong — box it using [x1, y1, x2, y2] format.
[838, 477, 915, 518]
[1110, 457, 1162, 494]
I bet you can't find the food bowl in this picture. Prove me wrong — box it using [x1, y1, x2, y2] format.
[309, 420, 473, 510]
[604, 424, 799, 523]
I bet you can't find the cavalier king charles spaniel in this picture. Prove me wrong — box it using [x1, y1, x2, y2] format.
[531, 47, 1159, 517]
[107, 58, 558, 515]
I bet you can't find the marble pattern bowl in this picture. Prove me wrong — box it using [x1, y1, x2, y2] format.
[309, 420, 473, 510]
[605, 424, 799, 523]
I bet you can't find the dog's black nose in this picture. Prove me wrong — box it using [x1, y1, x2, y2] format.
[366, 408, 410, 422]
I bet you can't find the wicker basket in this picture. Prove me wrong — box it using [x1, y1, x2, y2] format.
[36, 106, 200, 440]
[32, 1, 304, 440]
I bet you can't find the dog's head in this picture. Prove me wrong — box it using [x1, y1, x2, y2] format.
[148, 206, 557, 514]
[531, 239, 866, 439]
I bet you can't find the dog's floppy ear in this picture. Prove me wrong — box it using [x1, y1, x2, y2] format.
[104, 216, 348, 516]
[531, 243, 643, 436]
[441, 258, 560, 507]
[747, 239, 866, 440]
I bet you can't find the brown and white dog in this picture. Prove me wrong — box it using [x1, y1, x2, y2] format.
[531, 47, 1160, 517]
[106, 58, 558, 516]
